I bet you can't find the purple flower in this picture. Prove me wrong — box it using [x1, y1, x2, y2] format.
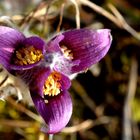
[0, 26, 45, 72]
[0, 26, 112, 75]
[0, 26, 112, 134]
[45, 28, 112, 75]
[29, 67, 72, 134]
[25, 28, 112, 134]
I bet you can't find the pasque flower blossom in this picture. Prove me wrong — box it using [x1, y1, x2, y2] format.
[46, 29, 112, 75]
[0, 26, 45, 72]
[29, 67, 72, 134]
[0, 26, 112, 134]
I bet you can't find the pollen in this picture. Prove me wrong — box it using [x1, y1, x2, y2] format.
[43, 71, 61, 97]
[61, 45, 74, 60]
[14, 46, 43, 65]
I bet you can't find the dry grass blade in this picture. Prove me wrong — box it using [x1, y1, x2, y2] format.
[70, 0, 80, 29]
[78, 0, 120, 27]
[78, 0, 140, 40]
[56, 3, 65, 33]
[123, 58, 138, 140]
[107, 3, 140, 41]
[20, 1, 47, 29]
[72, 79, 96, 113]
[62, 116, 110, 133]
[6, 96, 42, 123]
[0, 119, 38, 128]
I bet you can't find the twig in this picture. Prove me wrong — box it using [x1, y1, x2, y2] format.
[56, 3, 65, 32]
[122, 58, 138, 140]
[0, 74, 8, 87]
[62, 116, 110, 133]
[0, 119, 38, 128]
[72, 79, 96, 113]
[72, 79, 105, 116]
[78, 0, 120, 27]
[42, 0, 55, 36]
[20, 1, 47, 30]
[78, 0, 140, 40]
[107, 4, 140, 41]
[6, 96, 42, 123]
[70, 0, 80, 29]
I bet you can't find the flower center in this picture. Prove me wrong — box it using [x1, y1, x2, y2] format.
[43, 71, 61, 96]
[61, 45, 73, 60]
[14, 46, 43, 65]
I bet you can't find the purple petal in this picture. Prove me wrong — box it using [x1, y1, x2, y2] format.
[60, 29, 112, 73]
[60, 72, 71, 90]
[45, 34, 80, 75]
[46, 35, 64, 53]
[23, 36, 46, 53]
[31, 90, 72, 134]
[16, 66, 50, 86]
[0, 26, 25, 71]
[10, 36, 46, 70]
[46, 29, 112, 75]
[29, 68, 71, 97]
[29, 67, 51, 97]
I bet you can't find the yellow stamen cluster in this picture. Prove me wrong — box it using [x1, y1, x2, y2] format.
[61, 45, 73, 60]
[14, 46, 43, 65]
[43, 72, 61, 96]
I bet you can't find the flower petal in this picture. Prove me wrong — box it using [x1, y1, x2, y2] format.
[0, 26, 25, 71]
[45, 35, 80, 75]
[46, 35, 64, 53]
[23, 36, 46, 53]
[29, 67, 71, 97]
[60, 29, 112, 73]
[10, 36, 46, 70]
[46, 29, 112, 75]
[29, 67, 51, 97]
[31, 90, 72, 134]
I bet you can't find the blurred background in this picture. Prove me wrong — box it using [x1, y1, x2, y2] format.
[0, 0, 140, 140]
